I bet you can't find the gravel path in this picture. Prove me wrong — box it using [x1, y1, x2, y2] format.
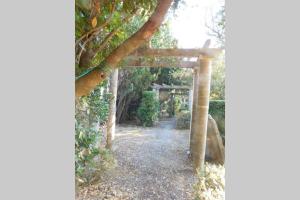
[77, 118, 196, 200]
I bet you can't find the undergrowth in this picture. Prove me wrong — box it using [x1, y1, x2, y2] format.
[194, 163, 225, 200]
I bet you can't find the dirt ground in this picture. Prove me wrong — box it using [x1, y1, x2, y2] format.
[76, 118, 196, 200]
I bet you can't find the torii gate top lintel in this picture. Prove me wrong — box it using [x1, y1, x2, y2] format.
[120, 40, 223, 69]
[151, 83, 191, 90]
[129, 47, 222, 58]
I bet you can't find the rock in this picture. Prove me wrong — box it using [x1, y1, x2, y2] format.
[205, 115, 225, 164]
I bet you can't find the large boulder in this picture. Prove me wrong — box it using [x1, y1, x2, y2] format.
[205, 115, 225, 164]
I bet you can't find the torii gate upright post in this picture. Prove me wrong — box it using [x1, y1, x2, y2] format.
[191, 56, 213, 173]
[189, 67, 199, 153]
[106, 69, 118, 149]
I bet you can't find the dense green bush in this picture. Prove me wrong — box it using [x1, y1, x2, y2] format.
[116, 68, 156, 123]
[174, 96, 182, 114]
[75, 121, 100, 180]
[176, 110, 191, 129]
[137, 91, 160, 127]
[75, 84, 110, 182]
[209, 100, 225, 138]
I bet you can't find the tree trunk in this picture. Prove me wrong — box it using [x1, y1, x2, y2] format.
[192, 57, 212, 173]
[106, 69, 118, 149]
[75, 0, 173, 97]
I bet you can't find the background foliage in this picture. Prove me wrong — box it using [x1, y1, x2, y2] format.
[137, 91, 160, 127]
[175, 110, 191, 129]
[210, 53, 225, 100]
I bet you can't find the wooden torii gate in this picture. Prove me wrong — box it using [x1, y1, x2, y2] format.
[151, 83, 192, 116]
[106, 40, 222, 172]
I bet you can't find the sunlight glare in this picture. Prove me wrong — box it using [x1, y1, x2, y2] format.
[170, 0, 224, 48]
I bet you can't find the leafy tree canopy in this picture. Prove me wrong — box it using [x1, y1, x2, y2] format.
[75, 0, 158, 76]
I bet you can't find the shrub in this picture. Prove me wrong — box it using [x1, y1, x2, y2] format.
[175, 96, 189, 113]
[75, 84, 110, 183]
[209, 100, 225, 138]
[137, 91, 160, 127]
[75, 121, 100, 181]
[176, 110, 191, 129]
[193, 163, 225, 200]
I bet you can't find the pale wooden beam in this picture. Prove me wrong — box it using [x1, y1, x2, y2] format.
[120, 60, 197, 68]
[151, 84, 191, 90]
[129, 48, 222, 58]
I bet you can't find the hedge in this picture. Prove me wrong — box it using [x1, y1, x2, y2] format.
[137, 91, 160, 127]
[209, 100, 225, 138]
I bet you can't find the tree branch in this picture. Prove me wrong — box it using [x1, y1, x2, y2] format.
[76, 0, 173, 97]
